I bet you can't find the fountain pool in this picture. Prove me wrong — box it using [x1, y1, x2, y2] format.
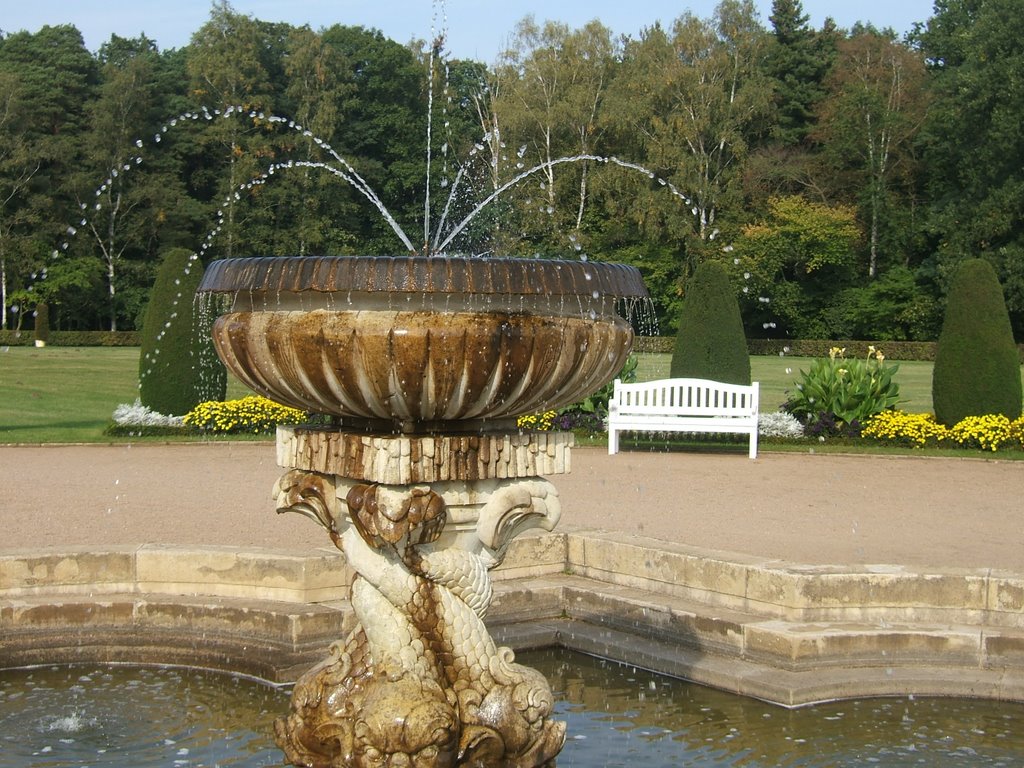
[5, 650, 1023, 767]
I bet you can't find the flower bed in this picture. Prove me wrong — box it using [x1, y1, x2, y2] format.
[863, 410, 1024, 452]
[183, 396, 306, 434]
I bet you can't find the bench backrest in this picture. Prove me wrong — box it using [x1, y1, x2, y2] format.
[611, 378, 759, 418]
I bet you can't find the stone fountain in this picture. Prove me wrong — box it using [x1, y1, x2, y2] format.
[197, 253, 648, 767]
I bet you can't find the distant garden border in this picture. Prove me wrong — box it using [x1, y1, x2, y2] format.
[633, 336, 1024, 362]
[0, 330, 140, 347]
[4, 331, 1024, 362]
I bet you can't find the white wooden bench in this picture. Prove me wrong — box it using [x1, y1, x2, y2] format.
[607, 377, 760, 458]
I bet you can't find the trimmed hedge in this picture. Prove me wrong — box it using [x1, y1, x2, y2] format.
[747, 339, 945, 361]
[2, 329, 1020, 364]
[637, 336, 1023, 362]
[932, 259, 1023, 425]
[138, 248, 226, 417]
[670, 260, 751, 385]
[0, 330, 141, 346]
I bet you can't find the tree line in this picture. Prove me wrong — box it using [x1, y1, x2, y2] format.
[1, 0, 1021, 342]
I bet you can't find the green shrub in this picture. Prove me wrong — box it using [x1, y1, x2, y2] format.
[62, 331, 141, 346]
[784, 346, 901, 433]
[932, 259, 1022, 425]
[545, 355, 638, 435]
[0, 330, 140, 346]
[138, 248, 226, 416]
[747, 338, 947, 361]
[577, 354, 638, 418]
[670, 260, 750, 384]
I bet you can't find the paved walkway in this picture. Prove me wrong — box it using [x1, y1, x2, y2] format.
[1, 443, 1021, 571]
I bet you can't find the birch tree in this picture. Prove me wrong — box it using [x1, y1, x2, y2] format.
[494, 18, 616, 242]
[186, 1, 274, 258]
[605, 0, 771, 260]
[815, 30, 927, 278]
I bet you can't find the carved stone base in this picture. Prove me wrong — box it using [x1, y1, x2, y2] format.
[277, 426, 573, 483]
[274, 429, 568, 767]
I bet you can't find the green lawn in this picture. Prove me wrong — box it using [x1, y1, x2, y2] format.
[1, 346, 1019, 445]
[0, 346, 251, 443]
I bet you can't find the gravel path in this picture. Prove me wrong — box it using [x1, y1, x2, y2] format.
[1, 443, 1020, 571]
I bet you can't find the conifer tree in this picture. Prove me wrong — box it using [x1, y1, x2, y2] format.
[932, 259, 1022, 425]
[138, 248, 226, 416]
[763, 0, 836, 147]
[670, 260, 751, 385]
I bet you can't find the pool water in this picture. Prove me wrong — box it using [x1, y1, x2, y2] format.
[2, 650, 1023, 767]
[524, 649, 1024, 767]
[0, 664, 287, 766]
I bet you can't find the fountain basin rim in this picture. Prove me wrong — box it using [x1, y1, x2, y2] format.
[196, 255, 649, 299]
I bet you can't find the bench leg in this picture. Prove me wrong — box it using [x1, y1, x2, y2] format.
[749, 430, 758, 459]
[608, 427, 618, 455]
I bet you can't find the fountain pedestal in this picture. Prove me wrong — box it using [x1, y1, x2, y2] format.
[273, 425, 570, 767]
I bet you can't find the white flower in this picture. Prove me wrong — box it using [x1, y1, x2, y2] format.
[758, 411, 805, 438]
[112, 400, 185, 426]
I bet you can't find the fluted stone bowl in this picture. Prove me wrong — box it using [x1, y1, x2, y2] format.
[197, 256, 648, 427]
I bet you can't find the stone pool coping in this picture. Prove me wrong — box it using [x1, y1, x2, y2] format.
[3, 530, 1023, 707]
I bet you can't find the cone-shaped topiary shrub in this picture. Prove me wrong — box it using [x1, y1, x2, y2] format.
[139, 248, 226, 416]
[670, 259, 751, 385]
[932, 258, 1022, 426]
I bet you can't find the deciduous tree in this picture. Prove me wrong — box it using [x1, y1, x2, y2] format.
[603, 1, 771, 271]
[815, 30, 928, 279]
[918, 0, 1024, 335]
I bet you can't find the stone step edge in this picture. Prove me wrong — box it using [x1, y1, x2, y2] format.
[494, 618, 1024, 708]
[4, 578, 1024, 704]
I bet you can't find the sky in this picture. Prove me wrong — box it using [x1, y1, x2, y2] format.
[3, 0, 937, 62]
